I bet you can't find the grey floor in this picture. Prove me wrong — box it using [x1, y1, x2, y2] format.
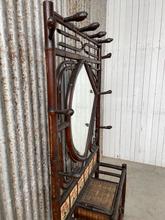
[102, 157, 165, 220]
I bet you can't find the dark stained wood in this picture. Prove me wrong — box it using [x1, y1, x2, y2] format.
[84, 63, 98, 94]
[54, 11, 99, 45]
[43, 1, 61, 219]
[79, 22, 100, 32]
[99, 125, 112, 129]
[43, 2, 127, 220]
[99, 89, 112, 95]
[58, 42, 82, 52]
[57, 28, 80, 41]
[100, 162, 123, 171]
[74, 163, 127, 220]
[95, 45, 102, 178]
[98, 170, 121, 178]
[84, 42, 98, 50]
[89, 31, 107, 38]
[60, 151, 99, 205]
[64, 11, 88, 22]
[102, 52, 112, 59]
[55, 109, 74, 116]
[84, 49, 98, 59]
[112, 165, 127, 220]
[77, 178, 117, 213]
[56, 48, 100, 64]
[97, 38, 113, 44]
[75, 208, 109, 220]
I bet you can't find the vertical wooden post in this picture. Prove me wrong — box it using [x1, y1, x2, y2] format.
[43, 1, 61, 219]
[121, 164, 127, 215]
[95, 45, 102, 178]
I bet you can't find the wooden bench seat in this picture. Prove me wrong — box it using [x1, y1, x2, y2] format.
[73, 163, 127, 220]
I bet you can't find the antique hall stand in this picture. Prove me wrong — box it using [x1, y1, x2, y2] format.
[43, 1, 127, 220]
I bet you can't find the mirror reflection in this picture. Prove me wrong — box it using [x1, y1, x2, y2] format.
[71, 64, 94, 156]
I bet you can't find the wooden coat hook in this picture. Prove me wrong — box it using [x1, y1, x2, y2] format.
[79, 22, 100, 32]
[64, 11, 88, 22]
[98, 90, 112, 95]
[88, 31, 106, 38]
[55, 109, 74, 116]
[102, 53, 112, 59]
[99, 126, 112, 129]
[97, 38, 113, 44]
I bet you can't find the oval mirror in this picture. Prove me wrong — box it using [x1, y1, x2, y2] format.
[66, 61, 96, 161]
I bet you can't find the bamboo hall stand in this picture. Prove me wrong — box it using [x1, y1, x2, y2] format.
[43, 1, 127, 220]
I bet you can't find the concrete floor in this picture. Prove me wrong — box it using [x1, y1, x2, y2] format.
[102, 157, 165, 220]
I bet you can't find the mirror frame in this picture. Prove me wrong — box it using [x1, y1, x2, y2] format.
[65, 60, 97, 161]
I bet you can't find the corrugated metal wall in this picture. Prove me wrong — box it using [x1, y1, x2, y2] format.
[0, 0, 107, 219]
[103, 0, 165, 167]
